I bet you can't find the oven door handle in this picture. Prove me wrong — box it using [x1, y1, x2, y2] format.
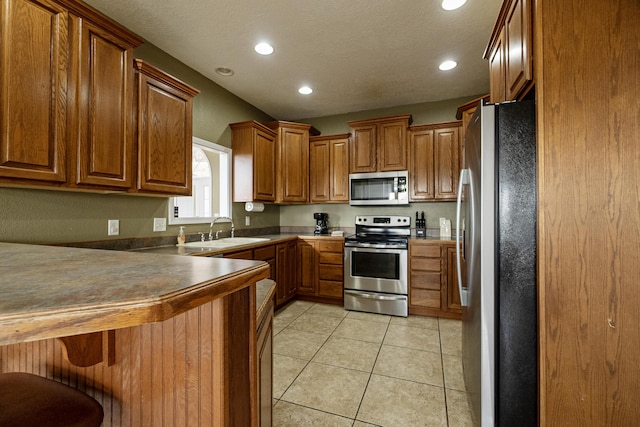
[344, 290, 407, 301]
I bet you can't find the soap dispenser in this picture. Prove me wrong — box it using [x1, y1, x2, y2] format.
[177, 226, 186, 245]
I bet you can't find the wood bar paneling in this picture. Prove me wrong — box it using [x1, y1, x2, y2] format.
[536, 0, 640, 424]
[0, 287, 256, 426]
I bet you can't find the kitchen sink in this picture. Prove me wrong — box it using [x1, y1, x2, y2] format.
[182, 237, 270, 249]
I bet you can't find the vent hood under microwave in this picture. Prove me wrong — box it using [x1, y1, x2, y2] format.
[349, 171, 409, 206]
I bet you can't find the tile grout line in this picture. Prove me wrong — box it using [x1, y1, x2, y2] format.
[438, 318, 452, 427]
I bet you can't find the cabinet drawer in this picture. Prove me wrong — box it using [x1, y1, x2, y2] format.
[318, 240, 343, 253]
[319, 252, 343, 265]
[410, 244, 441, 258]
[254, 245, 275, 261]
[411, 272, 441, 290]
[224, 249, 253, 259]
[410, 288, 441, 308]
[319, 264, 343, 281]
[318, 280, 343, 298]
[411, 258, 441, 272]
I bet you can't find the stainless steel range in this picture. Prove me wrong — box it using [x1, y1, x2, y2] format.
[343, 215, 410, 317]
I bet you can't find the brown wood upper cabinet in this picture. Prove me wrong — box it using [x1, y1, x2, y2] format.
[264, 121, 319, 204]
[231, 121, 278, 203]
[456, 95, 489, 169]
[347, 115, 412, 173]
[409, 121, 461, 201]
[134, 60, 199, 196]
[0, 0, 143, 189]
[485, 0, 533, 103]
[309, 134, 350, 203]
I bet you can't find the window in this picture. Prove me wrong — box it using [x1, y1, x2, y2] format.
[168, 137, 231, 225]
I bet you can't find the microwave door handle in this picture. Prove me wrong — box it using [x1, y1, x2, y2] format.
[456, 169, 470, 307]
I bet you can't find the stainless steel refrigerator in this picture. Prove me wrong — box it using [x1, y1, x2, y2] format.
[455, 100, 537, 426]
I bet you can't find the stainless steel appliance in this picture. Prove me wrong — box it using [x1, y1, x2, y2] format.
[349, 171, 409, 206]
[456, 100, 537, 426]
[343, 215, 410, 317]
[313, 212, 329, 235]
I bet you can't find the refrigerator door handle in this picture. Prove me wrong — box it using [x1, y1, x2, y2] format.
[456, 168, 470, 306]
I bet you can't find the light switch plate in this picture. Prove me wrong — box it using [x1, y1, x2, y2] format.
[108, 219, 119, 236]
[245, 216, 250, 226]
[153, 217, 167, 232]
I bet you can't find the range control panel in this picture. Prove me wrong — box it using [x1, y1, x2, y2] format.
[354, 215, 411, 227]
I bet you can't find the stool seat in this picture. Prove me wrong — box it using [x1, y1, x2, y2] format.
[0, 372, 104, 427]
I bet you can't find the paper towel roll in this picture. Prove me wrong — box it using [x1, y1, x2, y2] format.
[245, 202, 265, 212]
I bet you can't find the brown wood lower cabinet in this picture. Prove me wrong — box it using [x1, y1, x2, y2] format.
[297, 237, 344, 304]
[275, 240, 297, 307]
[409, 240, 461, 319]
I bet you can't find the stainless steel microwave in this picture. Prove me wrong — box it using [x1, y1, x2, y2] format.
[349, 171, 409, 205]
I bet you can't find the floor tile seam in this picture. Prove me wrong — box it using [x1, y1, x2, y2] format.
[278, 324, 336, 339]
[379, 342, 443, 356]
[388, 322, 442, 332]
[437, 326, 452, 427]
[285, 325, 340, 337]
[306, 359, 376, 375]
[276, 397, 356, 422]
[367, 371, 447, 390]
[276, 352, 315, 401]
[351, 321, 390, 422]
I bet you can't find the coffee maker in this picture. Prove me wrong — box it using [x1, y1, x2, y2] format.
[314, 212, 329, 235]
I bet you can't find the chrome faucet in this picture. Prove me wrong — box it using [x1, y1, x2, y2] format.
[209, 217, 235, 240]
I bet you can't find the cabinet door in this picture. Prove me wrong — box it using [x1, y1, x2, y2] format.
[309, 140, 330, 203]
[73, 18, 135, 188]
[297, 239, 317, 295]
[330, 138, 349, 201]
[349, 125, 377, 173]
[253, 128, 277, 201]
[434, 127, 460, 200]
[278, 127, 308, 203]
[409, 128, 435, 201]
[136, 63, 197, 195]
[446, 246, 463, 313]
[0, 0, 68, 183]
[285, 241, 297, 299]
[276, 241, 297, 305]
[378, 120, 408, 171]
[489, 27, 507, 104]
[505, 0, 532, 100]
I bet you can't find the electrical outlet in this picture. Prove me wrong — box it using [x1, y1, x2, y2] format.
[153, 217, 167, 232]
[108, 219, 119, 236]
[245, 215, 250, 226]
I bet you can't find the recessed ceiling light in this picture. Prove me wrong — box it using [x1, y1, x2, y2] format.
[215, 67, 234, 76]
[439, 60, 457, 71]
[441, 0, 467, 10]
[254, 42, 274, 55]
[298, 86, 313, 95]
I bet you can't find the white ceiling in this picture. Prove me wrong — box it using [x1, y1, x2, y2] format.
[84, 0, 502, 120]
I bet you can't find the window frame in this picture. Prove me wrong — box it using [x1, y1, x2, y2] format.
[167, 137, 232, 225]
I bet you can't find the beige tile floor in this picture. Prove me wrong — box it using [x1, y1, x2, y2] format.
[272, 301, 473, 427]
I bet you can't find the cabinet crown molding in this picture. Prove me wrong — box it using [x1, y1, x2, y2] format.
[347, 113, 413, 127]
[134, 60, 200, 97]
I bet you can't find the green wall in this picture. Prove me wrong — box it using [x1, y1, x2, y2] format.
[0, 40, 477, 245]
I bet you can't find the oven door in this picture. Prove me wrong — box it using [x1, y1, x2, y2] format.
[343, 246, 408, 294]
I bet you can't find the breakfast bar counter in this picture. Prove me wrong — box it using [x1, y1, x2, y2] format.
[0, 242, 270, 426]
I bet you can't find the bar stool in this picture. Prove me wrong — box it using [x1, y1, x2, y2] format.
[0, 372, 104, 427]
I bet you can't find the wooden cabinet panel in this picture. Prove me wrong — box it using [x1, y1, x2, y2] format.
[309, 138, 330, 202]
[410, 243, 441, 258]
[410, 288, 441, 308]
[488, 27, 506, 103]
[310, 134, 350, 203]
[505, 0, 532, 100]
[73, 19, 135, 188]
[446, 246, 462, 313]
[409, 123, 461, 202]
[224, 249, 254, 260]
[318, 252, 342, 265]
[0, 0, 69, 183]
[410, 271, 441, 290]
[456, 95, 489, 170]
[378, 120, 408, 171]
[275, 241, 297, 306]
[434, 127, 460, 200]
[134, 60, 199, 195]
[318, 239, 343, 253]
[408, 128, 434, 201]
[264, 121, 313, 204]
[411, 258, 441, 272]
[231, 121, 277, 202]
[349, 125, 377, 173]
[348, 115, 411, 173]
[318, 264, 343, 282]
[296, 238, 317, 295]
[318, 280, 342, 298]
